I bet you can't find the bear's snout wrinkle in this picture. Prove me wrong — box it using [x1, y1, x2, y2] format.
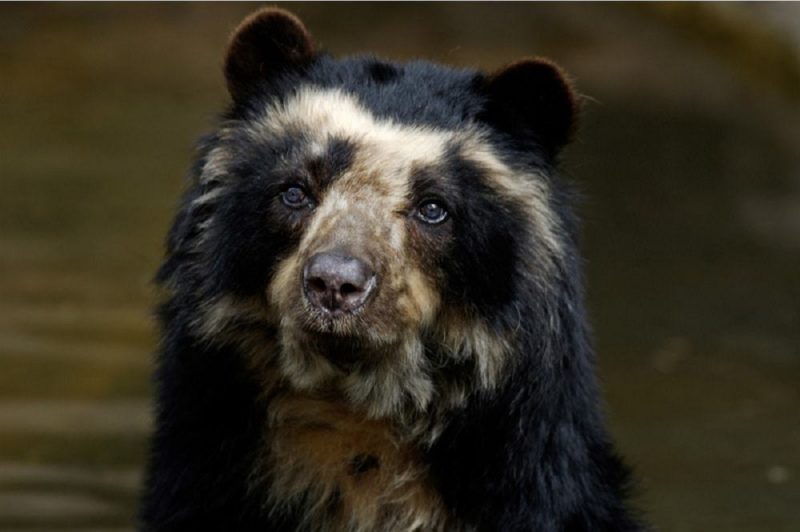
[303, 250, 376, 314]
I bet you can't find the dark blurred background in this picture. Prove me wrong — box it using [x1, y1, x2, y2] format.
[1, 3, 798, 531]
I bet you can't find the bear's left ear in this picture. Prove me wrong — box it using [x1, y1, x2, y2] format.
[481, 58, 578, 159]
[224, 8, 316, 103]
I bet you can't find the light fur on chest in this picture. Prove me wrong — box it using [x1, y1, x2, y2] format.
[262, 391, 455, 531]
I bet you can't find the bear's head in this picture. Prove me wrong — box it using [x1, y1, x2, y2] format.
[160, 8, 579, 427]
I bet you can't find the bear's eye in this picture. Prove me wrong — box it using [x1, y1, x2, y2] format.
[416, 200, 448, 225]
[281, 185, 311, 209]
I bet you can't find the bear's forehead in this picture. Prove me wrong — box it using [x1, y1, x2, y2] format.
[251, 87, 459, 172]
[307, 56, 486, 130]
[241, 87, 489, 205]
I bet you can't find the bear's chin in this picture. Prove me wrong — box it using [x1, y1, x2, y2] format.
[290, 325, 394, 373]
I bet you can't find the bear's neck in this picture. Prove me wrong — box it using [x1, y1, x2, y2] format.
[259, 388, 459, 531]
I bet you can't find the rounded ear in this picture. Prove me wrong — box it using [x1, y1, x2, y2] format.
[481, 58, 578, 158]
[224, 8, 316, 103]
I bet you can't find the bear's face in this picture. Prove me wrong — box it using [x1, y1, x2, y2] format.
[264, 91, 448, 363]
[165, 9, 578, 423]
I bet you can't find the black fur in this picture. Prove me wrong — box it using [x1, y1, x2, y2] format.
[141, 9, 643, 532]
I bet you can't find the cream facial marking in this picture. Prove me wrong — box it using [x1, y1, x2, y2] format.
[261, 391, 454, 531]
[251, 88, 449, 166]
[459, 134, 564, 266]
[249, 87, 562, 266]
[144, 7, 641, 529]
[190, 87, 563, 423]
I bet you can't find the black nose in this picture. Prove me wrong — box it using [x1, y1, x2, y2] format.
[303, 251, 376, 314]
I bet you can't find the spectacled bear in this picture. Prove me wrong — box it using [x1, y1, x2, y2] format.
[141, 7, 643, 532]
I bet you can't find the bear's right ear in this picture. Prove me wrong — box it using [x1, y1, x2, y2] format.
[224, 8, 316, 103]
[481, 58, 578, 159]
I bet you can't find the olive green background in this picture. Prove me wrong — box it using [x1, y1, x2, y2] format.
[1, 3, 799, 531]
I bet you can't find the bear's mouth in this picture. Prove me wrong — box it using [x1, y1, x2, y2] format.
[300, 303, 365, 335]
[301, 329, 382, 372]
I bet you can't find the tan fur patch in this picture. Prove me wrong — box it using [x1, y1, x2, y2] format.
[435, 308, 513, 392]
[262, 391, 457, 532]
[193, 294, 272, 348]
[252, 89, 456, 418]
[268, 252, 303, 319]
[175, 86, 572, 528]
[460, 132, 564, 267]
[397, 268, 440, 328]
[189, 87, 558, 441]
[341, 334, 433, 419]
[252, 88, 449, 169]
[198, 126, 238, 185]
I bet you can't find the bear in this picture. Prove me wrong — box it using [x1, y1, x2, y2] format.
[140, 7, 643, 532]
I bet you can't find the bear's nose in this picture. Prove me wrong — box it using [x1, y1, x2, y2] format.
[303, 251, 376, 314]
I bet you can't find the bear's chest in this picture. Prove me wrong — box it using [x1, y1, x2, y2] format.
[262, 392, 454, 531]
